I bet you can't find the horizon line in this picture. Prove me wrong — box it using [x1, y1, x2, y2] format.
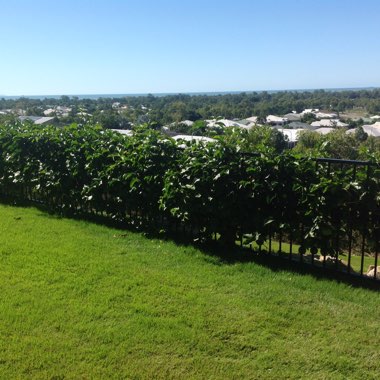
[1, 86, 380, 99]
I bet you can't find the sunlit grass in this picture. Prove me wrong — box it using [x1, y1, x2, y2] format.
[0, 204, 379, 379]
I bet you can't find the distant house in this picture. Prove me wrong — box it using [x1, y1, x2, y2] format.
[206, 119, 252, 130]
[310, 119, 348, 128]
[315, 112, 337, 119]
[111, 129, 133, 136]
[18, 116, 55, 125]
[34, 117, 55, 125]
[346, 122, 380, 137]
[245, 116, 259, 124]
[266, 115, 288, 126]
[301, 108, 319, 115]
[161, 120, 195, 135]
[314, 127, 335, 135]
[283, 113, 302, 122]
[238, 117, 260, 128]
[77, 111, 92, 117]
[177, 120, 194, 127]
[288, 121, 316, 130]
[43, 108, 55, 116]
[172, 135, 216, 144]
[56, 106, 72, 116]
[279, 128, 304, 145]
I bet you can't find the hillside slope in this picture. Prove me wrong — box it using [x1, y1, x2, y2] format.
[0, 204, 379, 379]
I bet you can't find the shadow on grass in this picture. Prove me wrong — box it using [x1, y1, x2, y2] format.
[192, 240, 380, 291]
[2, 196, 379, 292]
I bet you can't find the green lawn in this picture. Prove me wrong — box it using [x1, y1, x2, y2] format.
[0, 204, 379, 379]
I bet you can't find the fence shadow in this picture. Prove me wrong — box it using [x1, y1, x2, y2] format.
[188, 239, 380, 291]
[2, 196, 379, 291]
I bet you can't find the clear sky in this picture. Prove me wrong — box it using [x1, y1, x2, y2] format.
[1, 0, 379, 95]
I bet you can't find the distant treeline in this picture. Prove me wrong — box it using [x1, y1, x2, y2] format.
[1, 89, 380, 126]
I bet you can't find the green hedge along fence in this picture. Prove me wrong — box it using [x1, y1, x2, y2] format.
[0, 122, 379, 277]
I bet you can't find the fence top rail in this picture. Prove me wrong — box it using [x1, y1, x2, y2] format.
[315, 157, 378, 166]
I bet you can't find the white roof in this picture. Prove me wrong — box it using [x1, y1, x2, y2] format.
[284, 113, 302, 120]
[34, 117, 55, 125]
[165, 120, 195, 129]
[315, 112, 337, 119]
[56, 106, 71, 112]
[266, 115, 288, 123]
[370, 115, 380, 120]
[172, 135, 215, 143]
[315, 127, 335, 135]
[362, 125, 380, 137]
[279, 128, 304, 142]
[206, 119, 251, 129]
[43, 108, 55, 116]
[245, 116, 259, 123]
[347, 124, 380, 137]
[311, 119, 348, 128]
[301, 108, 319, 114]
[111, 129, 133, 136]
[178, 120, 194, 126]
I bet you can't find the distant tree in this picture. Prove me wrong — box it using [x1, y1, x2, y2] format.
[359, 136, 380, 160]
[59, 95, 71, 105]
[93, 110, 131, 129]
[219, 126, 287, 153]
[295, 129, 361, 159]
[354, 126, 368, 142]
[190, 120, 208, 136]
[294, 130, 322, 155]
[322, 129, 359, 159]
[301, 112, 317, 123]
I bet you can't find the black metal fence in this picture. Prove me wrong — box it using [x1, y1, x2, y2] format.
[1, 155, 379, 283]
[233, 157, 380, 282]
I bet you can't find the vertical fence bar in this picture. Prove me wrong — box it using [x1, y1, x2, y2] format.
[300, 223, 304, 263]
[347, 227, 353, 274]
[269, 229, 272, 254]
[347, 165, 357, 274]
[335, 225, 340, 272]
[374, 234, 379, 280]
[361, 164, 371, 276]
[360, 232, 366, 276]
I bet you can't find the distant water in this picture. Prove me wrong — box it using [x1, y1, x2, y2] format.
[1, 87, 378, 100]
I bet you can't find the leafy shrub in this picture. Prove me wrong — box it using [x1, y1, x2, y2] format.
[0, 122, 378, 255]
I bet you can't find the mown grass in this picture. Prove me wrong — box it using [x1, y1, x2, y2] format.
[0, 204, 379, 379]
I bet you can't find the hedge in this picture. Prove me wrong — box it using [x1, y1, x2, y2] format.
[0, 122, 379, 255]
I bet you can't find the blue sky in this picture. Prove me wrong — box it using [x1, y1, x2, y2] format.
[1, 0, 379, 95]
